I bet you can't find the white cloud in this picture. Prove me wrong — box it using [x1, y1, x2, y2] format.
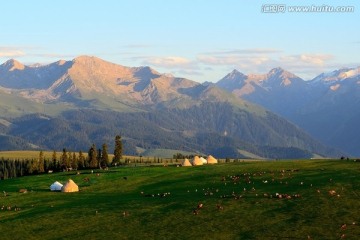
[176, 69, 204, 76]
[0, 47, 25, 58]
[197, 55, 237, 65]
[197, 48, 279, 70]
[144, 56, 190, 67]
[142, 56, 198, 69]
[280, 54, 333, 66]
[198, 55, 272, 66]
[203, 48, 282, 55]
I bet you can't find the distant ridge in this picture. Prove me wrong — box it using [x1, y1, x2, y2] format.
[216, 66, 360, 156]
[0, 56, 344, 158]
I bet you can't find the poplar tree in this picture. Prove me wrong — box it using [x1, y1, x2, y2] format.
[38, 150, 45, 173]
[113, 135, 123, 165]
[52, 150, 57, 170]
[101, 143, 109, 167]
[60, 148, 68, 169]
[78, 151, 85, 169]
[88, 144, 98, 168]
[71, 152, 78, 169]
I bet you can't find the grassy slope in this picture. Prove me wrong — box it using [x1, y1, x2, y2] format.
[0, 151, 61, 160]
[0, 160, 359, 239]
[137, 148, 201, 158]
[0, 92, 72, 118]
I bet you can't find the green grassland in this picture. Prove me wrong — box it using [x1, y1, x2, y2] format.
[0, 160, 359, 239]
[136, 148, 200, 158]
[0, 151, 116, 161]
[0, 91, 72, 117]
[0, 151, 61, 160]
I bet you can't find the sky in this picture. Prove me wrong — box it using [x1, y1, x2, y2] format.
[0, 0, 359, 82]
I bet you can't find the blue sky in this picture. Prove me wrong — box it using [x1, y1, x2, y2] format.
[0, 0, 359, 82]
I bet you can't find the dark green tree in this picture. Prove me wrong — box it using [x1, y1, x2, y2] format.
[60, 148, 68, 169]
[113, 135, 123, 165]
[78, 151, 85, 169]
[101, 143, 110, 167]
[88, 144, 98, 168]
[38, 151, 45, 173]
[97, 149, 102, 168]
[71, 152, 78, 169]
[68, 152, 72, 168]
[52, 150, 57, 170]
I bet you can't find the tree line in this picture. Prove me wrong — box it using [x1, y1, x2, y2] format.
[0, 135, 123, 180]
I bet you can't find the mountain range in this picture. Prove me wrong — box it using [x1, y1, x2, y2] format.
[217, 66, 360, 156]
[0, 56, 353, 158]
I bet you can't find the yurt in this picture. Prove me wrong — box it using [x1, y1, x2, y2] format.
[207, 155, 218, 164]
[50, 181, 63, 191]
[61, 179, 79, 193]
[200, 157, 207, 164]
[192, 156, 203, 166]
[181, 158, 192, 167]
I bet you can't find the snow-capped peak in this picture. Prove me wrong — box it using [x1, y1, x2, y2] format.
[312, 67, 360, 83]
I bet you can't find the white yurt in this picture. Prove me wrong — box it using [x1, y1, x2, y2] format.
[207, 155, 218, 164]
[192, 156, 203, 166]
[61, 179, 79, 193]
[181, 158, 192, 167]
[50, 181, 63, 191]
[200, 157, 207, 164]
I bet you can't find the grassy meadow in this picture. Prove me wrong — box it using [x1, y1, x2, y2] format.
[0, 159, 359, 239]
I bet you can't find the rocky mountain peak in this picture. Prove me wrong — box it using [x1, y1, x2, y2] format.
[268, 67, 285, 74]
[268, 67, 297, 79]
[265, 67, 302, 87]
[227, 69, 247, 79]
[72, 55, 99, 63]
[216, 69, 248, 91]
[1, 59, 25, 71]
[56, 60, 67, 66]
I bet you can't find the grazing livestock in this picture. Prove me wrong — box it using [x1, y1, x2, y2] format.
[142, 192, 170, 198]
[329, 190, 337, 196]
[216, 204, 223, 210]
[341, 224, 347, 230]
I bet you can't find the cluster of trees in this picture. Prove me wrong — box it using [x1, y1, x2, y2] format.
[0, 135, 123, 180]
